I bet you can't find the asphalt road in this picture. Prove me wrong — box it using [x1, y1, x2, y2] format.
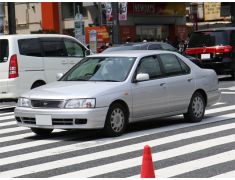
[0, 75, 234, 178]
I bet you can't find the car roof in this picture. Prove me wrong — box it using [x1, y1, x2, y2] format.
[195, 27, 235, 32]
[115, 42, 170, 47]
[0, 34, 77, 39]
[89, 50, 177, 58]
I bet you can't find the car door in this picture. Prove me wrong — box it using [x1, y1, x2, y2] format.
[158, 53, 195, 112]
[40, 38, 68, 83]
[131, 55, 169, 120]
[64, 38, 86, 69]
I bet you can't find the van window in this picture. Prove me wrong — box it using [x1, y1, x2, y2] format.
[188, 31, 229, 48]
[0, 39, 9, 63]
[41, 39, 67, 57]
[64, 39, 85, 57]
[18, 39, 42, 57]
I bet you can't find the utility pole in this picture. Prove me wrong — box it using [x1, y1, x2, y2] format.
[112, 2, 119, 44]
[8, 2, 16, 34]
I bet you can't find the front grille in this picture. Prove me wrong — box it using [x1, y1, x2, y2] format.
[21, 117, 36, 124]
[31, 100, 63, 108]
[52, 119, 73, 125]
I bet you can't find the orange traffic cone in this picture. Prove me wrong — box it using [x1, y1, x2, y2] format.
[140, 145, 155, 178]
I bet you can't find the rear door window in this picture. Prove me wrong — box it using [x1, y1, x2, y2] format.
[40, 38, 67, 57]
[0, 39, 9, 63]
[159, 54, 186, 76]
[188, 31, 229, 48]
[18, 38, 42, 57]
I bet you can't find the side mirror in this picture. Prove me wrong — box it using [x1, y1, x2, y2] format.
[56, 73, 63, 80]
[135, 73, 150, 82]
[85, 49, 92, 56]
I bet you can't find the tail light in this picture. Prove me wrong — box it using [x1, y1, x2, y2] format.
[186, 45, 233, 55]
[9, 54, 19, 79]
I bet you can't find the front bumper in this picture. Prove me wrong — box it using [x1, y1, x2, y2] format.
[14, 106, 109, 129]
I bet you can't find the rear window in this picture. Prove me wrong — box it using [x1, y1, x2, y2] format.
[188, 31, 229, 48]
[18, 38, 42, 57]
[103, 46, 141, 52]
[0, 39, 9, 63]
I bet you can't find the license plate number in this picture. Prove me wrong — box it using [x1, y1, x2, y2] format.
[201, 54, 210, 59]
[36, 115, 52, 126]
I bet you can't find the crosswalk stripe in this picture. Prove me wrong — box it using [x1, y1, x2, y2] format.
[0, 112, 14, 117]
[155, 149, 235, 177]
[0, 133, 35, 143]
[0, 115, 14, 121]
[0, 106, 15, 110]
[221, 91, 235, 94]
[205, 104, 235, 114]
[219, 86, 235, 91]
[1, 118, 235, 177]
[0, 121, 16, 127]
[213, 170, 235, 178]
[0, 126, 29, 135]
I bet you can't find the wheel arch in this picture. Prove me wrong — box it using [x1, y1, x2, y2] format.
[31, 80, 46, 89]
[194, 89, 207, 106]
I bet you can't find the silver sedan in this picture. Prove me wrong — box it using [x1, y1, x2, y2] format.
[15, 50, 220, 137]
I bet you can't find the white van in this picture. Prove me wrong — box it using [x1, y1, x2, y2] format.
[0, 34, 90, 100]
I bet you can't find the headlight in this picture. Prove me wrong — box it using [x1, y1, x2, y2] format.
[17, 98, 31, 107]
[64, 99, 96, 109]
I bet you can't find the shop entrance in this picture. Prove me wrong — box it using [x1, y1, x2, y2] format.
[136, 25, 169, 42]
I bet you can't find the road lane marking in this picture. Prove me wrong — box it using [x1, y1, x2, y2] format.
[1, 115, 235, 177]
[221, 92, 235, 95]
[213, 170, 235, 178]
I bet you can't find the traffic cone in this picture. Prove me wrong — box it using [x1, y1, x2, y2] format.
[140, 145, 155, 178]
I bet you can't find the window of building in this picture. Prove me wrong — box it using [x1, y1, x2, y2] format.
[18, 39, 42, 57]
[61, 3, 88, 19]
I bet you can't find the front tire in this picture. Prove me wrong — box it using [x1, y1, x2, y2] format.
[104, 103, 128, 137]
[31, 128, 53, 136]
[184, 92, 206, 123]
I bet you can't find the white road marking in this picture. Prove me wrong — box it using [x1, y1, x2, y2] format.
[213, 170, 235, 178]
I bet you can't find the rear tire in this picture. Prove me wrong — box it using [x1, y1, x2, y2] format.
[104, 103, 128, 137]
[184, 92, 206, 123]
[31, 128, 53, 136]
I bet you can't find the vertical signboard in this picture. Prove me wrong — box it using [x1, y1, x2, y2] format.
[89, 30, 97, 53]
[74, 6, 85, 44]
[0, 2, 4, 35]
[119, 2, 127, 21]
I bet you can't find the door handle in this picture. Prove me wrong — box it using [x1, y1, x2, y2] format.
[160, 82, 166, 86]
[187, 77, 193, 82]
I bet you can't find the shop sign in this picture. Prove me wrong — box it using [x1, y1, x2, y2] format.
[204, 2, 223, 21]
[119, 2, 128, 21]
[128, 3, 186, 16]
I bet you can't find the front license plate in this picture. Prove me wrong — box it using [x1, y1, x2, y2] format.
[201, 54, 210, 59]
[36, 115, 52, 126]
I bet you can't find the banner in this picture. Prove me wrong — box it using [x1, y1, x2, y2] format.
[104, 2, 113, 22]
[119, 2, 128, 21]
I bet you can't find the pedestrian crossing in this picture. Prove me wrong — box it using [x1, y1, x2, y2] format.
[0, 88, 235, 177]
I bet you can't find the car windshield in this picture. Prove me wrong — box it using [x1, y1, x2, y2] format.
[188, 31, 229, 48]
[103, 45, 141, 52]
[61, 57, 136, 82]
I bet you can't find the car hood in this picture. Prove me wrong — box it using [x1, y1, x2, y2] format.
[22, 81, 124, 100]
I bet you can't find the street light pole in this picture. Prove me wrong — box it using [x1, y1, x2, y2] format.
[112, 2, 120, 44]
[8, 2, 16, 34]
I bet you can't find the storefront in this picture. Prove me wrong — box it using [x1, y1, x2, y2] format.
[119, 2, 187, 43]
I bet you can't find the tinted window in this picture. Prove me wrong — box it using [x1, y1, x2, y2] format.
[178, 57, 191, 74]
[0, 40, 9, 63]
[230, 31, 235, 46]
[148, 44, 161, 50]
[188, 31, 228, 48]
[137, 56, 161, 79]
[64, 39, 85, 57]
[18, 39, 42, 57]
[159, 54, 184, 76]
[41, 39, 67, 57]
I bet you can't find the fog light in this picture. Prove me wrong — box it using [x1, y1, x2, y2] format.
[75, 119, 87, 125]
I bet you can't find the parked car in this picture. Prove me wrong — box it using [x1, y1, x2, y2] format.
[0, 34, 91, 101]
[102, 42, 201, 65]
[186, 27, 235, 79]
[15, 50, 220, 137]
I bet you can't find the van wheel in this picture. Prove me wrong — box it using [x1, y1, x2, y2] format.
[184, 92, 206, 123]
[104, 103, 128, 137]
[31, 81, 45, 89]
[31, 128, 53, 136]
